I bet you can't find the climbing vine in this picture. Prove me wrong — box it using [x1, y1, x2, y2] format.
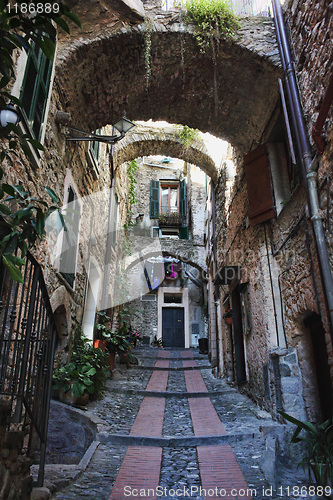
[178, 125, 199, 148]
[127, 159, 139, 209]
[142, 17, 154, 90]
[123, 159, 140, 255]
[184, 0, 240, 52]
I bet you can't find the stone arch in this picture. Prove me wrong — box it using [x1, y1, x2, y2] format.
[126, 250, 206, 279]
[56, 15, 281, 156]
[113, 130, 218, 180]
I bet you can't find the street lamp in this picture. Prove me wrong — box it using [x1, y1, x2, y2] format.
[0, 102, 20, 128]
[66, 115, 135, 144]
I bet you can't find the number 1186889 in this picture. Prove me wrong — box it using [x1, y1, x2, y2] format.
[7, 3, 60, 14]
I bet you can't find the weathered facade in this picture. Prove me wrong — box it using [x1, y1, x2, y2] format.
[209, 0, 333, 424]
[0, 0, 332, 496]
[124, 150, 208, 347]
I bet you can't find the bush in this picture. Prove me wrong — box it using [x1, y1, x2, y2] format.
[185, 0, 240, 52]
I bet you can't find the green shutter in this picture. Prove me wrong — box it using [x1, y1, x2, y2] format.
[20, 39, 53, 140]
[179, 179, 187, 216]
[150, 180, 160, 218]
[179, 226, 189, 240]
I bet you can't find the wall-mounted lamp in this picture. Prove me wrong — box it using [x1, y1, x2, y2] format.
[0, 102, 20, 128]
[135, 213, 144, 223]
[66, 115, 135, 144]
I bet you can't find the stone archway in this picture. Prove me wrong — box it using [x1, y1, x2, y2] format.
[113, 125, 218, 180]
[55, 9, 281, 156]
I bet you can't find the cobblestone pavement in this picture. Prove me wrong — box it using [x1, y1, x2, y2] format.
[48, 347, 314, 500]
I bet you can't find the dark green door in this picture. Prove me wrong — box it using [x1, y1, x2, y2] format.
[162, 308, 185, 347]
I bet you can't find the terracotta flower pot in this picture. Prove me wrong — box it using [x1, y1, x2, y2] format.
[225, 317, 233, 325]
[94, 339, 107, 351]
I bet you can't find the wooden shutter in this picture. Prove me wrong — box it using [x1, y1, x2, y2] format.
[20, 40, 53, 140]
[179, 226, 189, 239]
[179, 179, 187, 217]
[244, 145, 275, 226]
[150, 180, 160, 218]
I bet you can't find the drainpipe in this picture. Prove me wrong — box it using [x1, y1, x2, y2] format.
[211, 181, 220, 371]
[272, 0, 333, 342]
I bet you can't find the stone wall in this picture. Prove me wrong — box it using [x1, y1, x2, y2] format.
[0, 402, 32, 500]
[213, 0, 333, 420]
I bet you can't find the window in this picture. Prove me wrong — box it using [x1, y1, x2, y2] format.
[110, 192, 119, 248]
[60, 186, 80, 287]
[150, 179, 187, 218]
[89, 129, 102, 162]
[161, 184, 179, 213]
[141, 292, 157, 301]
[86, 129, 102, 179]
[20, 39, 53, 140]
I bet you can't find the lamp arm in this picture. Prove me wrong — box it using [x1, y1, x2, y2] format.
[66, 125, 125, 144]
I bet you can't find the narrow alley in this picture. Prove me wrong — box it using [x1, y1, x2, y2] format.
[39, 347, 309, 500]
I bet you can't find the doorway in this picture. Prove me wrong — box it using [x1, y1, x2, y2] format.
[162, 307, 185, 347]
[232, 289, 247, 384]
[303, 313, 333, 421]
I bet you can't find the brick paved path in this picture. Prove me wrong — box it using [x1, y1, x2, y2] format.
[51, 347, 311, 500]
[109, 350, 253, 500]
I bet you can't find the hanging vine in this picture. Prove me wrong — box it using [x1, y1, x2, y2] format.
[142, 17, 155, 91]
[123, 159, 140, 255]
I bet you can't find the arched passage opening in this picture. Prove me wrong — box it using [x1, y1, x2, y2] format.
[56, 17, 281, 155]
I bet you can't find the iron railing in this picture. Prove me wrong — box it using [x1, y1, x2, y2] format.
[0, 252, 57, 486]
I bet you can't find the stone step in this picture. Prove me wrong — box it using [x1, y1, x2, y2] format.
[107, 388, 233, 398]
[98, 431, 260, 448]
[133, 365, 212, 371]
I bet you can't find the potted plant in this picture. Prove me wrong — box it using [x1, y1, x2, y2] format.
[223, 308, 233, 325]
[52, 361, 96, 405]
[279, 411, 333, 496]
[96, 312, 131, 370]
[53, 325, 109, 404]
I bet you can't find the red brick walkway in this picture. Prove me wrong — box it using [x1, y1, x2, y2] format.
[109, 446, 162, 500]
[109, 361, 167, 499]
[186, 365, 252, 499]
[110, 349, 252, 500]
[198, 446, 252, 500]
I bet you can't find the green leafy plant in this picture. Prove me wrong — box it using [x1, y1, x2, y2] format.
[53, 326, 109, 400]
[279, 411, 333, 488]
[0, 181, 64, 281]
[184, 0, 240, 52]
[177, 125, 199, 148]
[152, 336, 163, 347]
[96, 312, 132, 354]
[53, 361, 96, 398]
[223, 308, 233, 318]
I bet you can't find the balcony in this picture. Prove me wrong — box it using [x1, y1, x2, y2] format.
[158, 211, 182, 227]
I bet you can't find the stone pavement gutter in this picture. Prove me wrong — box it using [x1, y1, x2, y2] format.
[33, 347, 311, 500]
